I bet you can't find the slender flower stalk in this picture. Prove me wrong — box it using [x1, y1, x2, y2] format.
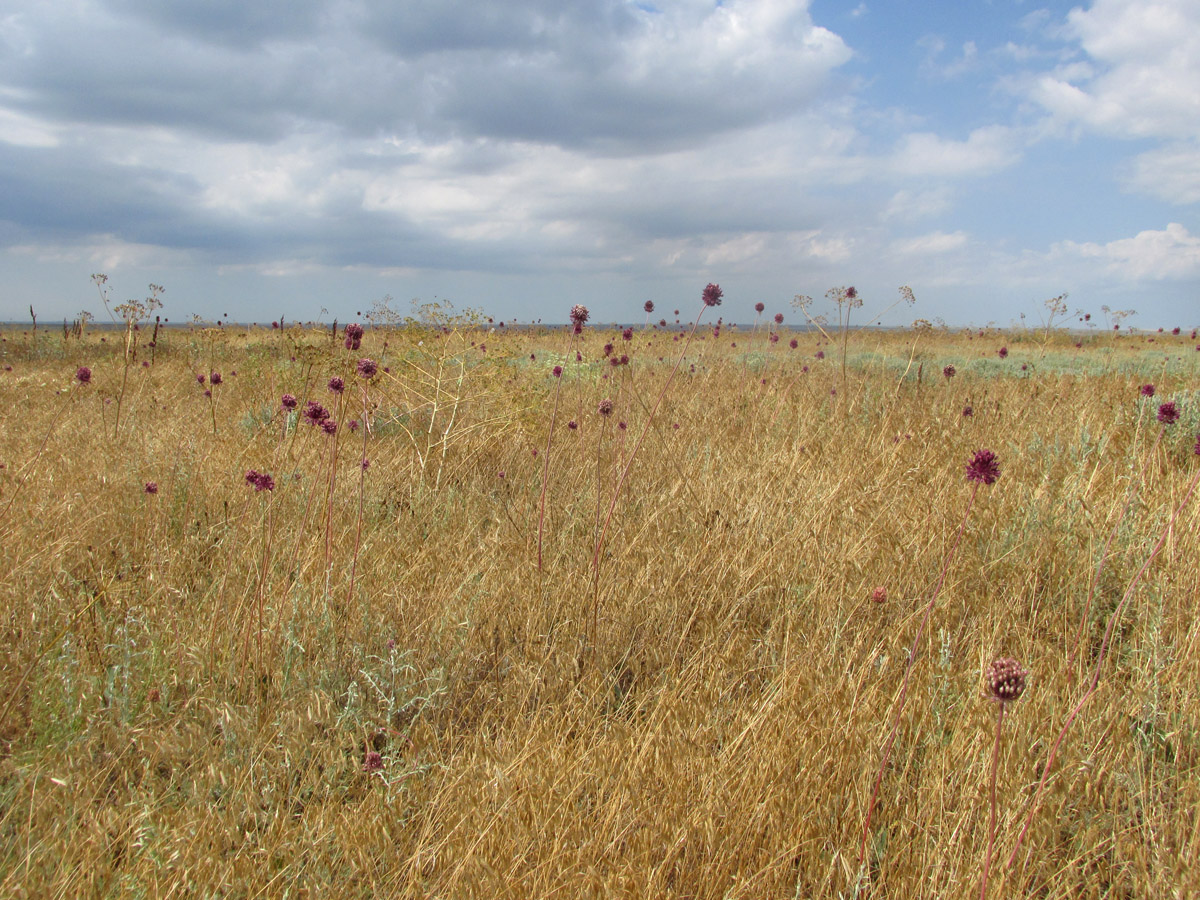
[861, 450, 999, 864]
[1008, 462, 1200, 870]
[981, 658, 1028, 900]
[537, 365, 564, 570]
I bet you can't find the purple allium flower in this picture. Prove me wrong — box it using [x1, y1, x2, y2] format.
[1172, 327, 1181, 336]
[618, 421, 627, 431]
[321, 419, 338, 435]
[609, 357, 621, 367]
[281, 393, 298, 411]
[203, 389, 212, 398]
[245, 469, 275, 491]
[603, 343, 614, 357]
[943, 365, 956, 379]
[209, 372, 222, 386]
[357, 358, 378, 378]
[870, 586, 887, 604]
[620, 354, 629, 365]
[622, 327, 633, 341]
[963, 405, 974, 417]
[552, 365, 563, 378]
[702, 283, 724, 307]
[196, 373, 206, 385]
[363, 751, 383, 773]
[1157, 401, 1180, 424]
[361, 457, 370, 470]
[344, 323, 364, 350]
[568, 420, 578, 430]
[303, 400, 330, 426]
[576, 351, 583, 362]
[755, 302, 765, 314]
[348, 419, 359, 431]
[966, 449, 1000, 485]
[644, 300, 654, 313]
[328, 376, 345, 394]
[769, 333, 779, 343]
[598, 398, 613, 416]
[986, 658, 1028, 704]
[569, 304, 590, 326]
[75, 366, 92, 384]
[1140, 384, 1155, 397]
[144, 482, 158, 495]
[1195, 433, 1200, 456]
[774, 313, 784, 325]
[998, 347, 1008, 359]
[845, 286, 857, 300]
[815, 350, 825, 360]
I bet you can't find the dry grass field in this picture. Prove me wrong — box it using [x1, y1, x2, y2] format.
[1, 293, 1198, 898]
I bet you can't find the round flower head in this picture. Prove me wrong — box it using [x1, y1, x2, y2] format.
[622, 328, 633, 341]
[963, 405, 973, 417]
[998, 347, 1008, 359]
[774, 313, 784, 325]
[966, 448, 1000, 485]
[209, 372, 222, 386]
[144, 481, 158, 495]
[644, 300, 654, 313]
[344, 323, 364, 350]
[281, 393, 298, 411]
[702, 283, 723, 307]
[552, 365, 563, 378]
[870, 586, 887, 604]
[754, 302, 765, 314]
[569, 304, 590, 326]
[1157, 401, 1179, 425]
[1140, 384, 1156, 397]
[789, 338, 798, 349]
[321, 419, 338, 435]
[75, 366, 92, 385]
[357, 358, 378, 379]
[943, 365, 956, 379]
[598, 398, 614, 416]
[328, 376, 345, 394]
[303, 400, 330, 426]
[986, 657, 1028, 704]
[363, 751, 383, 773]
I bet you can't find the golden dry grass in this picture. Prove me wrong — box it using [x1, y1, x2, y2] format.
[1, 316, 1198, 898]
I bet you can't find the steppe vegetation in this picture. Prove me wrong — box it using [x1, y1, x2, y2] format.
[1, 284, 1198, 898]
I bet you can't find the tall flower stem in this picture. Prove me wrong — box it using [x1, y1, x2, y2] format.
[980, 702, 1006, 900]
[537, 374, 563, 570]
[1007, 464, 1200, 870]
[590, 299, 712, 631]
[860, 480, 981, 863]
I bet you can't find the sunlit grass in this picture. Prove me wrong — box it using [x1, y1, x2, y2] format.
[0, 317, 1198, 897]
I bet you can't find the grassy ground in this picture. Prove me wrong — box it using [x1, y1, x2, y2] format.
[1, 312, 1198, 898]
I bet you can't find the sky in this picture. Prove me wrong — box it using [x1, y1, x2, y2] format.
[0, 0, 1198, 328]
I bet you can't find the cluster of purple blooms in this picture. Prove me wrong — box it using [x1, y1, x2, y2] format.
[344, 323, 364, 351]
[244, 469, 275, 492]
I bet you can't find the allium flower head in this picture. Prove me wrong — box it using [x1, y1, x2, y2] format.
[552, 365, 563, 378]
[281, 393, 298, 410]
[363, 751, 383, 773]
[986, 657, 1028, 704]
[244, 469, 275, 492]
[702, 283, 723, 307]
[75, 366, 92, 385]
[1157, 401, 1179, 425]
[598, 398, 613, 416]
[209, 372, 222, 386]
[789, 338, 798, 349]
[344, 323, 364, 350]
[774, 313, 784, 325]
[357, 358, 377, 378]
[328, 376, 345, 394]
[303, 400, 330, 426]
[644, 300, 654, 313]
[998, 347, 1009, 359]
[622, 327, 633, 341]
[963, 405, 973, 417]
[870, 586, 887, 604]
[321, 419, 338, 435]
[1140, 384, 1155, 397]
[144, 482, 158, 495]
[943, 365, 956, 379]
[569, 304, 590, 326]
[966, 448, 1000, 485]
[755, 302, 765, 314]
